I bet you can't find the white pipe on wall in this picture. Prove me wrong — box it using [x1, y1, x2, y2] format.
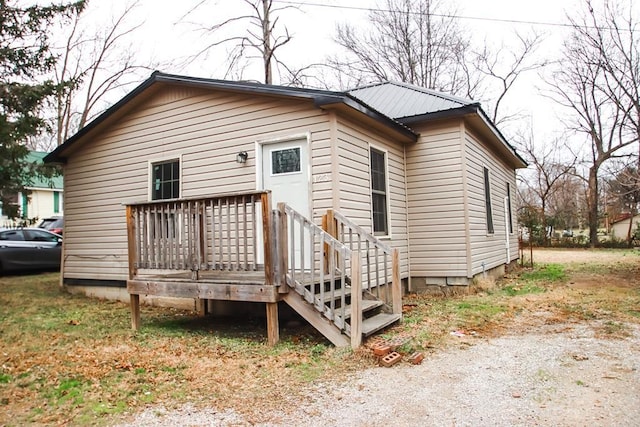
[504, 196, 510, 265]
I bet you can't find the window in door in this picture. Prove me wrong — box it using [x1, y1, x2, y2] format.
[271, 147, 301, 175]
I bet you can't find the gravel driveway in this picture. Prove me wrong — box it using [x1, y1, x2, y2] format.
[121, 321, 640, 427]
[119, 249, 640, 426]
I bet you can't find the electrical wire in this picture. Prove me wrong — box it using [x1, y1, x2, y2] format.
[274, 0, 638, 32]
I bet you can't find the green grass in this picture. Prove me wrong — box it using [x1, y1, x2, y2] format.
[521, 263, 566, 282]
[0, 272, 362, 426]
[499, 283, 546, 296]
[1, 252, 639, 426]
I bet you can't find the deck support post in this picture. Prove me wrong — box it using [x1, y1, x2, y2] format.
[391, 249, 402, 316]
[276, 203, 289, 292]
[130, 294, 140, 331]
[266, 302, 279, 346]
[196, 299, 207, 316]
[350, 252, 362, 349]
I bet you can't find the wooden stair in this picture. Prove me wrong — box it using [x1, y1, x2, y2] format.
[282, 277, 401, 347]
[276, 204, 402, 348]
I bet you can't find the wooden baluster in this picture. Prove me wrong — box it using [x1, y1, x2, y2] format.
[243, 196, 248, 271]
[289, 212, 296, 287]
[374, 246, 380, 299]
[251, 195, 258, 271]
[261, 191, 273, 286]
[225, 198, 233, 271]
[299, 217, 305, 283]
[235, 197, 240, 271]
[277, 202, 288, 291]
[328, 240, 335, 315]
[384, 251, 390, 304]
[318, 232, 325, 309]
[350, 251, 362, 349]
[208, 200, 214, 270]
[217, 198, 223, 270]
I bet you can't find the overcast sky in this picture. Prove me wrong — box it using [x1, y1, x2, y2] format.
[78, 0, 588, 141]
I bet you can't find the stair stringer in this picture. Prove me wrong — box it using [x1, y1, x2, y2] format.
[282, 292, 350, 347]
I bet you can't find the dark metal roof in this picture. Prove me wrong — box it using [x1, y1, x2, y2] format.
[349, 81, 527, 168]
[44, 72, 417, 163]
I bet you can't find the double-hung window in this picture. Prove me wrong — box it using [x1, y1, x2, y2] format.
[151, 160, 180, 200]
[483, 166, 494, 234]
[370, 147, 389, 236]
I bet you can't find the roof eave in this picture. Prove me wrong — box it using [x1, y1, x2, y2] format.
[45, 72, 418, 163]
[44, 72, 161, 164]
[398, 104, 527, 169]
[315, 95, 418, 142]
[397, 104, 480, 125]
[474, 107, 528, 168]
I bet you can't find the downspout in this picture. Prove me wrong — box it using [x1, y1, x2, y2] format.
[504, 196, 510, 266]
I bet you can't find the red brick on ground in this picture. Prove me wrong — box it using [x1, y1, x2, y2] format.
[380, 351, 402, 367]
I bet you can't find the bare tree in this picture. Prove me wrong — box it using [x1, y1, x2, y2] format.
[181, 0, 296, 84]
[332, 0, 476, 97]
[330, 0, 544, 126]
[547, 0, 639, 247]
[474, 32, 547, 126]
[517, 134, 578, 243]
[52, 1, 154, 148]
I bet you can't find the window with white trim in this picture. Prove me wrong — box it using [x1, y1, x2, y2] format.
[483, 167, 494, 234]
[151, 160, 180, 200]
[370, 147, 389, 235]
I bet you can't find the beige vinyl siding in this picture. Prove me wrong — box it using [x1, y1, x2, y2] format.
[335, 119, 410, 277]
[62, 86, 332, 282]
[464, 129, 519, 275]
[406, 122, 467, 277]
[309, 128, 334, 220]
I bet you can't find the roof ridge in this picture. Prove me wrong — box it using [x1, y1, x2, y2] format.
[385, 81, 476, 105]
[349, 80, 477, 107]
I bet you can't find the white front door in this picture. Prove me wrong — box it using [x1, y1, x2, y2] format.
[262, 139, 309, 216]
[260, 138, 310, 268]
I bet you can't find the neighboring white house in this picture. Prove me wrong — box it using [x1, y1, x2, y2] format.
[1, 151, 63, 226]
[610, 213, 640, 241]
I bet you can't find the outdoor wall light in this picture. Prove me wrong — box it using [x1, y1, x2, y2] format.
[236, 151, 248, 164]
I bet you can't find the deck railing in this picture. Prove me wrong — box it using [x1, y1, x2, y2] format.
[126, 191, 273, 282]
[324, 209, 402, 316]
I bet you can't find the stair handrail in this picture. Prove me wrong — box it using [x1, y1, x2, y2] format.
[277, 203, 363, 346]
[325, 209, 402, 316]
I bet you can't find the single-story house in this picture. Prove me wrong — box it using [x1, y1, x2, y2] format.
[610, 213, 640, 241]
[1, 151, 63, 226]
[44, 72, 526, 346]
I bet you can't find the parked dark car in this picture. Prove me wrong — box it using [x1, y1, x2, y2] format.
[37, 216, 64, 236]
[0, 228, 62, 274]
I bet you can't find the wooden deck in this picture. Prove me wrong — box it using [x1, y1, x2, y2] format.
[125, 191, 402, 348]
[128, 270, 276, 302]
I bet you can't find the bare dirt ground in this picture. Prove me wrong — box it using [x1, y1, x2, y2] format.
[117, 249, 640, 427]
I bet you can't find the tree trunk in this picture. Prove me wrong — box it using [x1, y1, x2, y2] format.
[262, 0, 272, 85]
[587, 166, 599, 248]
[627, 206, 637, 247]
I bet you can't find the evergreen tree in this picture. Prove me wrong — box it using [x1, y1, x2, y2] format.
[0, 0, 84, 218]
